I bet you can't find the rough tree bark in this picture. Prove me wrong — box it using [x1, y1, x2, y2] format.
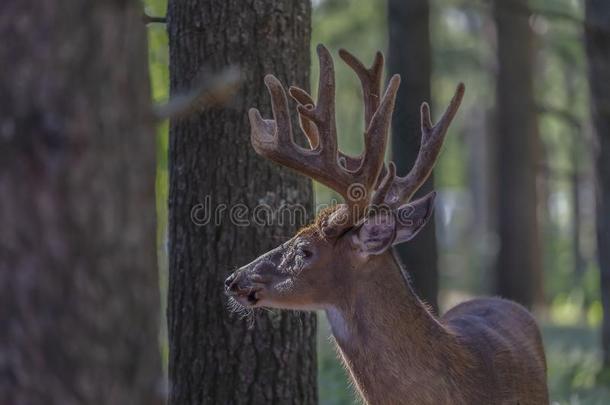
[387, 0, 438, 311]
[166, 1, 317, 404]
[0, 1, 163, 404]
[584, 0, 610, 371]
[492, 0, 543, 309]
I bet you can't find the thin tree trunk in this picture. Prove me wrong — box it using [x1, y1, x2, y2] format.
[492, 0, 543, 309]
[564, 65, 586, 280]
[571, 144, 585, 279]
[387, 0, 438, 312]
[166, 1, 317, 404]
[0, 1, 163, 404]
[584, 0, 610, 370]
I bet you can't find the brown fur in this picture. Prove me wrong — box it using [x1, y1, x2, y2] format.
[227, 211, 549, 404]
[323, 248, 548, 405]
[295, 205, 339, 238]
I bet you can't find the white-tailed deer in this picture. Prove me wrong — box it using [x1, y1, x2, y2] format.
[225, 44, 549, 405]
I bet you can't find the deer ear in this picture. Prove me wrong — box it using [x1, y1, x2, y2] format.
[393, 192, 436, 246]
[353, 210, 396, 256]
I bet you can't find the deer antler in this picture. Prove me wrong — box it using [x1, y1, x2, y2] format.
[249, 44, 463, 236]
[249, 44, 399, 232]
[289, 49, 384, 172]
[379, 83, 465, 209]
[338, 49, 384, 130]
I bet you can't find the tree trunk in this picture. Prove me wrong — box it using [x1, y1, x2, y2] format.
[584, 0, 610, 371]
[166, 1, 317, 404]
[492, 0, 543, 309]
[0, 1, 163, 404]
[571, 141, 586, 279]
[387, 0, 439, 312]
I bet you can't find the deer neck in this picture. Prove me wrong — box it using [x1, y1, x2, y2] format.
[325, 251, 470, 405]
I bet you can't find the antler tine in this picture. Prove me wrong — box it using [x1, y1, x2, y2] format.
[338, 49, 385, 176]
[389, 83, 465, 206]
[357, 74, 400, 190]
[296, 44, 339, 164]
[249, 75, 295, 154]
[289, 85, 361, 171]
[371, 162, 396, 207]
[288, 87, 319, 149]
[338, 49, 384, 129]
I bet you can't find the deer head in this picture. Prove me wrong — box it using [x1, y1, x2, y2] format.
[225, 44, 464, 311]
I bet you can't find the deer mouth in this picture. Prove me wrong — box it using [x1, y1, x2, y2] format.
[229, 288, 261, 307]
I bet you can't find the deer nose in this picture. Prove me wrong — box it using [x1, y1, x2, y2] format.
[225, 273, 237, 291]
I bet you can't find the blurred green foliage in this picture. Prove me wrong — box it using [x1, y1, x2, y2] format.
[145, 0, 608, 402]
[544, 325, 610, 404]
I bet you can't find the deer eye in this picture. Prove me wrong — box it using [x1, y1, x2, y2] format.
[298, 246, 313, 259]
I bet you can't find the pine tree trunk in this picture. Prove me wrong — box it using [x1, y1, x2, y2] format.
[492, 0, 543, 309]
[166, 1, 317, 404]
[0, 1, 163, 404]
[584, 0, 610, 370]
[387, 0, 438, 312]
